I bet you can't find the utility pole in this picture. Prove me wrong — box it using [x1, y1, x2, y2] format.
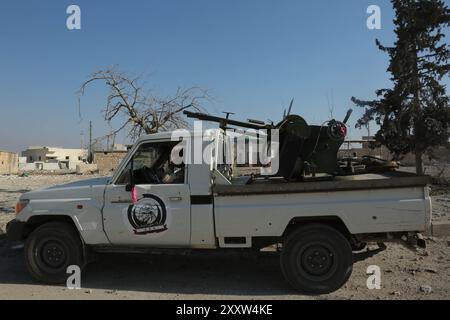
[111, 133, 116, 149]
[80, 130, 84, 150]
[89, 121, 93, 163]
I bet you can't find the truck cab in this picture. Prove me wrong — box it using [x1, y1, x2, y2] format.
[102, 131, 216, 249]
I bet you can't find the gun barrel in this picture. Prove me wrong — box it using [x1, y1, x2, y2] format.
[184, 111, 272, 130]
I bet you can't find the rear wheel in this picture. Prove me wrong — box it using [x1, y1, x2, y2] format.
[281, 224, 353, 294]
[24, 222, 84, 284]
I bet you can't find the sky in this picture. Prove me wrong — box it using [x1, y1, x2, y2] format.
[0, 0, 449, 152]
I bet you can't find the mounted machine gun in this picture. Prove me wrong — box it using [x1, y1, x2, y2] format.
[184, 106, 352, 180]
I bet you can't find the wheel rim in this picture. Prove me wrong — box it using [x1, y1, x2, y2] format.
[39, 240, 67, 269]
[296, 242, 338, 281]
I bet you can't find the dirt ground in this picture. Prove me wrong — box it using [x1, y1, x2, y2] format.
[0, 174, 449, 300]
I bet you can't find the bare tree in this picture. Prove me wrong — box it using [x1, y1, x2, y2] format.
[78, 67, 209, 140]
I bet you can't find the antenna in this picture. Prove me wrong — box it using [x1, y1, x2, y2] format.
[281, 98, 294, 120]
[287, 99, 294, 116]
[326, 90, 335, 119]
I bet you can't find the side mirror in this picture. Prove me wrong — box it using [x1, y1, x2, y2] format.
[125, 184, 134, 192]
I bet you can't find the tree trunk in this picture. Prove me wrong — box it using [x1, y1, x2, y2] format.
[415, 151, 424, 175]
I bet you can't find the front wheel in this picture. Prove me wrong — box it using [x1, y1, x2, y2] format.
[24, 222, 84, 284]
[280, 224, 353, 294]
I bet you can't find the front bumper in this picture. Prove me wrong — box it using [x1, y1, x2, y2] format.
[6, 220, 27, 241]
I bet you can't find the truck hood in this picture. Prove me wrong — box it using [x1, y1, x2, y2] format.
[45, 177, 111, 190]
[21, 177, 111, 201]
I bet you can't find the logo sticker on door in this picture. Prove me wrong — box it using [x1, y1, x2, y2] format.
[127, 194, 168, 235]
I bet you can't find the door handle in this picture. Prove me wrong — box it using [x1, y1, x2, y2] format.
[169, 197, 182, 201]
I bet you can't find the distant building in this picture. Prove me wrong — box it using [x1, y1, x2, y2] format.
[22, 146, 88, 170]
[0, 151, 19, 175]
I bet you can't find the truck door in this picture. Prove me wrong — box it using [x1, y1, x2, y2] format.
[103, 141, 191, 247]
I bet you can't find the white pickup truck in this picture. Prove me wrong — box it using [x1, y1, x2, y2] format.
[7, 129, 432, 294]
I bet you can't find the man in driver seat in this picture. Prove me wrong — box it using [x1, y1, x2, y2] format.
[133, 144, 184, 185]
[161, 161, 184, 184]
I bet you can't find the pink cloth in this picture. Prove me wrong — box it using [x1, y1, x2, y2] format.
[131, 186, 138, 204]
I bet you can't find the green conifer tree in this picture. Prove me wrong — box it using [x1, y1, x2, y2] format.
[353, 0, 450, 174]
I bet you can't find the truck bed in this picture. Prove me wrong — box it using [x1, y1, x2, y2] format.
[213, 171, 431, 196]
[211, 171, 432, 247]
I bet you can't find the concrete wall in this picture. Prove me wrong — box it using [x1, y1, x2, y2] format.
[94, 151, 128, 175]
[0, 151, 19, 175]
[19, 163, 39, 171]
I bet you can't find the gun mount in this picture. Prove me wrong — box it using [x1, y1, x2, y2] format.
[184, 109, 352, 180]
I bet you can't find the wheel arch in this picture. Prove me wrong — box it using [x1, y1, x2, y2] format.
[24, 215, 82, 240]
[283, 216, 352, 240]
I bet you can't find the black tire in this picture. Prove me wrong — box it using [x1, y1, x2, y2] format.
[280, 224, 353, 295]
[24, 222, 84, 284]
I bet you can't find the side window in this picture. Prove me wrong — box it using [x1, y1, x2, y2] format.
[116, 141, 185, 185]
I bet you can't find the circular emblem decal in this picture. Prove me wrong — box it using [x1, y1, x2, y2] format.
[127, 194, 168, 235]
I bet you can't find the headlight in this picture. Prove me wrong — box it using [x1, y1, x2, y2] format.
[15, 200, 29, 215]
